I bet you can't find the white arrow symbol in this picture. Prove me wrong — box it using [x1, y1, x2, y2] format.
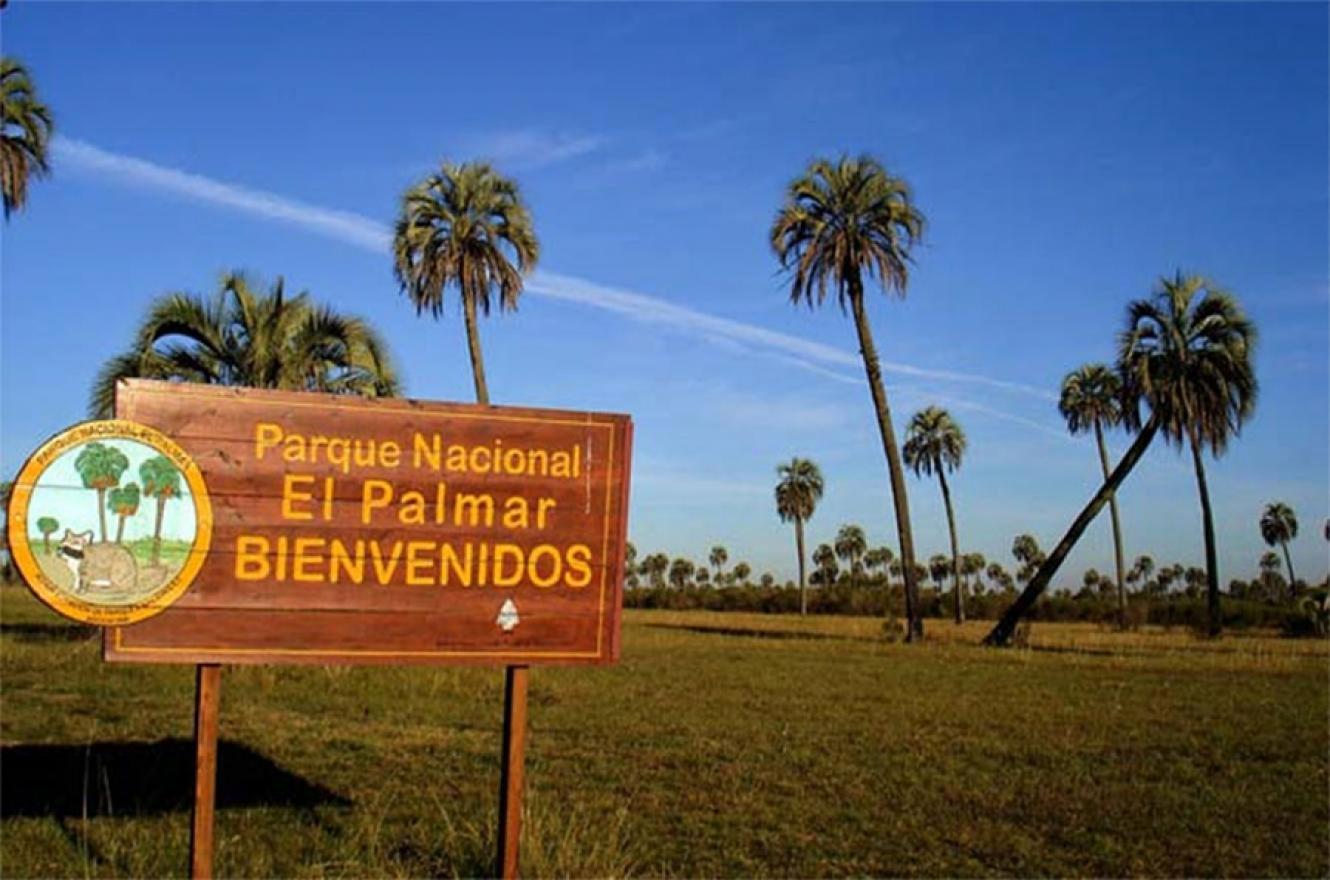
[496, 598, 520, 632]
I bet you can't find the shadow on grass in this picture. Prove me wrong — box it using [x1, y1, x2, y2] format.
[0, 739, 350, 818]
[0, 621, 98, 642]
[642, 622, 858, 642]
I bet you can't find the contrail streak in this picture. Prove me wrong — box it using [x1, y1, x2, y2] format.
[54, 135, 1058, 410]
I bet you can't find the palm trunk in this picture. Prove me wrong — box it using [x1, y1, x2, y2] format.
[1189, 434, 1221, 638]
[115, 513, 126, 545]
[1094, 422, 1129, 630]
[96, 488, 108, 543]
[463, 293, 490, 406]
[152, 495, 165, 566]
[1281, 541, 1297, 599]
[848, 284, 921, 641]
[938, 468, 964, 624]
[985, 417, 1159, 646]
[795, 517, 807, 615]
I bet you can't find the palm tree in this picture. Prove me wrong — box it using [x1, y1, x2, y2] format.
[91, 273, 399, 417]
[903, 406, 968, 623]
[928, 554, 950, 591]
[624, 542, 639, 589]
[668, 557, 695, 589]
[732, 562, 751, 585]
[108, 482, 141, 545]
[1257, 551, 1285, 601]
[1060, 364, 1130, 629]
[393, 161, 538, 406]
[1121, 274, 1257, 636]
[774, 457, 824, 615]
[864, 546, 894, 581]
[1127, 554, 1155, 591]
[1259, 502, 1299, 598]
[962, 553, 987, 593]
[139, 456, 181, 566]
[74, 442, 129, 542]
[639, 553, 669, 589]
[770, 155, 927, 641]
[709, 545, 729, 585]
[985, 273, 1255, 645]
[834, 525, 867, 589]
[1, 58, 54, 218]
[1011, 534, 1044, 584]
[812, 543, 839, 587]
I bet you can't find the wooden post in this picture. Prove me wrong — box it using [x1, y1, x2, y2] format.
[496, 665, 529, 879]
[190, 664, 222, 880]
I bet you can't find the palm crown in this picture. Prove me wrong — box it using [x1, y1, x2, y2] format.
[834, 525, 867, 564]
[91, 273, 398, 417]
[1, 57, 53, 218]
[1059, 363, 1123, 435]
[902, 406, 966, 476]
[1119, 273, 1257, 452]
[1260, 502, 1297, 546]
[393, 161, 539, 319]
[770, 155, 925, 310]
[774, 458, 824, 523]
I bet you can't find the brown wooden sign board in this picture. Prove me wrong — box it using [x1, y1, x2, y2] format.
[105, 379, 632, 666]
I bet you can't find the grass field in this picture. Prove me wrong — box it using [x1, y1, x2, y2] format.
[2, 585, 1326, 878]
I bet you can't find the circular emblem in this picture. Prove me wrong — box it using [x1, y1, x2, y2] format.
[7, 420, 213, 626]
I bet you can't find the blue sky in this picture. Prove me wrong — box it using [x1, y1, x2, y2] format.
[3, 3, 1327, 587]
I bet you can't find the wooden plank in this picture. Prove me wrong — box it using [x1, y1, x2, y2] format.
[189, 664, 221, 880]
[102, 380, 632, 666]
[496, 666, 529, 879]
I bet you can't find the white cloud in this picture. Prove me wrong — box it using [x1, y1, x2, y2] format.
[54, 135, 1060, 428]
[53, 137, 393, 252]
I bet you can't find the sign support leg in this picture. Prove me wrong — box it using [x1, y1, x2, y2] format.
[496, 665, 529, 879]
[190, 663, 222, 880]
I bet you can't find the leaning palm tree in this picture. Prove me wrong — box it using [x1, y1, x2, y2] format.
[774, 457, 824, 615]
[771, 155, 927, 640]
[903, 406, 968, 623]
[834, 524, 867, 589]
[1060, 363, 1130, 629]
[91, 272, 399, 417]
[985, 272, 1256, 645]
[1, 57, 54, 218]
[1259, 502, 1299, 598]
[393, 161, 539, 406]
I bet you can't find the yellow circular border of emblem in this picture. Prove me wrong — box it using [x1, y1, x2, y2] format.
[6, 419, 214, 626]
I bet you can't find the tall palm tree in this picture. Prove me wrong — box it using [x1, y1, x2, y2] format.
[709, 545, 729, 585]
[1060, 364, 1130, 629]
[774, 457, 824, 615]
[903, 406, 968, 623]
[91, 272, 399, 417]
[834, 524, 867, 589]
[771, 155, 927, 641]
[1, 57, 54, 218]
[75, 442, 129, 542]
[1259, 502, 1298, 598]
[985, 272, 1256, 645]
[1121, 274, 1257, 636]
[393, 161, 539, 406]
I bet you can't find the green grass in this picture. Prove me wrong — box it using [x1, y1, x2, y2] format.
[2, 586, 1326, 878]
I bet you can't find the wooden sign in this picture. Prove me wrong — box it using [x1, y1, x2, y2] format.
[99, 379, 632, 666]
